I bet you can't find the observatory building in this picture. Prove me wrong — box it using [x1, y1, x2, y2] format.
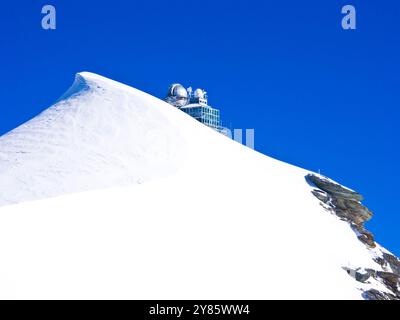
[165, 84, 222, 132]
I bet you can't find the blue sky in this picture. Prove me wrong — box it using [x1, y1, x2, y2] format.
[0, 1, 399, 255]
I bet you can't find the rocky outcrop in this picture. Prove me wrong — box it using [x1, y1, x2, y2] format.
[307, 174, 364, 202]
[376, 272, 400, 294]
[382, 253, 400, 276]
[373, 252, 400, 277]
[352, 224, 375, 248]
[307, 174, 375, 248]
[362, 289, 398, 300]
[342, 267, 373, 283]
[306, 174, 372, 225]
[306, 173, 400, 300]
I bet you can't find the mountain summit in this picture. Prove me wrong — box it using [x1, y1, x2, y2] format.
[0, 72, 398, 299]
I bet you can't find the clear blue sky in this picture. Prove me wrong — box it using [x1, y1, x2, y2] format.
[1, 1, 399, 255]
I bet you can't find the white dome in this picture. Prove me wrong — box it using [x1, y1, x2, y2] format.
[194, 88, 204, 99]
[166, 84, 188, 107]
[168, 84, 188, 99]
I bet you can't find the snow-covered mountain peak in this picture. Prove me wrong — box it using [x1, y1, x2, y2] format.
[0, 72, 398, 299]
[0, 72, 199, 206]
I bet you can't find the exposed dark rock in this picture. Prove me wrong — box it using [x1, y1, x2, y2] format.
[306, 174, 363, 201]
[306, 174, 372, 226]
[373, 256, 386, 268]
[311, 189, 330, 203]
[376, 272, 400, 294]
[363, 289, 398, 300]
[357, 232, 376, 248]
[382, 253, 400, 276]
[342, 267, 372, 283]
[333, 198, 373, 224]
[351, 224, 375, 248]
[305, 173, 399, 300]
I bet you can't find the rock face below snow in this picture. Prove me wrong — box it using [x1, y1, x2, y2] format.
[306, 174, 400, 300]
[307, 174, 364, 202]
[362, 288, 399, 300]
[307, 174, 372, 225]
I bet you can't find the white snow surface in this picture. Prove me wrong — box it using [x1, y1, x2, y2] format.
[0, 72, 384, 299]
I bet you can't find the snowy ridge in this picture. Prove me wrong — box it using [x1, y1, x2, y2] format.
[0, 72, 188, 205]
[0, 72, 397, 299]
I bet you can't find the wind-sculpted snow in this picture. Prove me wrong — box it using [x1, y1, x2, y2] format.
[0, 72, 396, 299]
[0, 73, 187, 206]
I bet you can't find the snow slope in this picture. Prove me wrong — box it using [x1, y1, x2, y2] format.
[0, 72, 387, 299]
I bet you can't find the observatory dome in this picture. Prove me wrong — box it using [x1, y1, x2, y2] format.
[168, 84, 188, 99]
[166, 83, 188, 107]
[194, 88, 205, 99]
